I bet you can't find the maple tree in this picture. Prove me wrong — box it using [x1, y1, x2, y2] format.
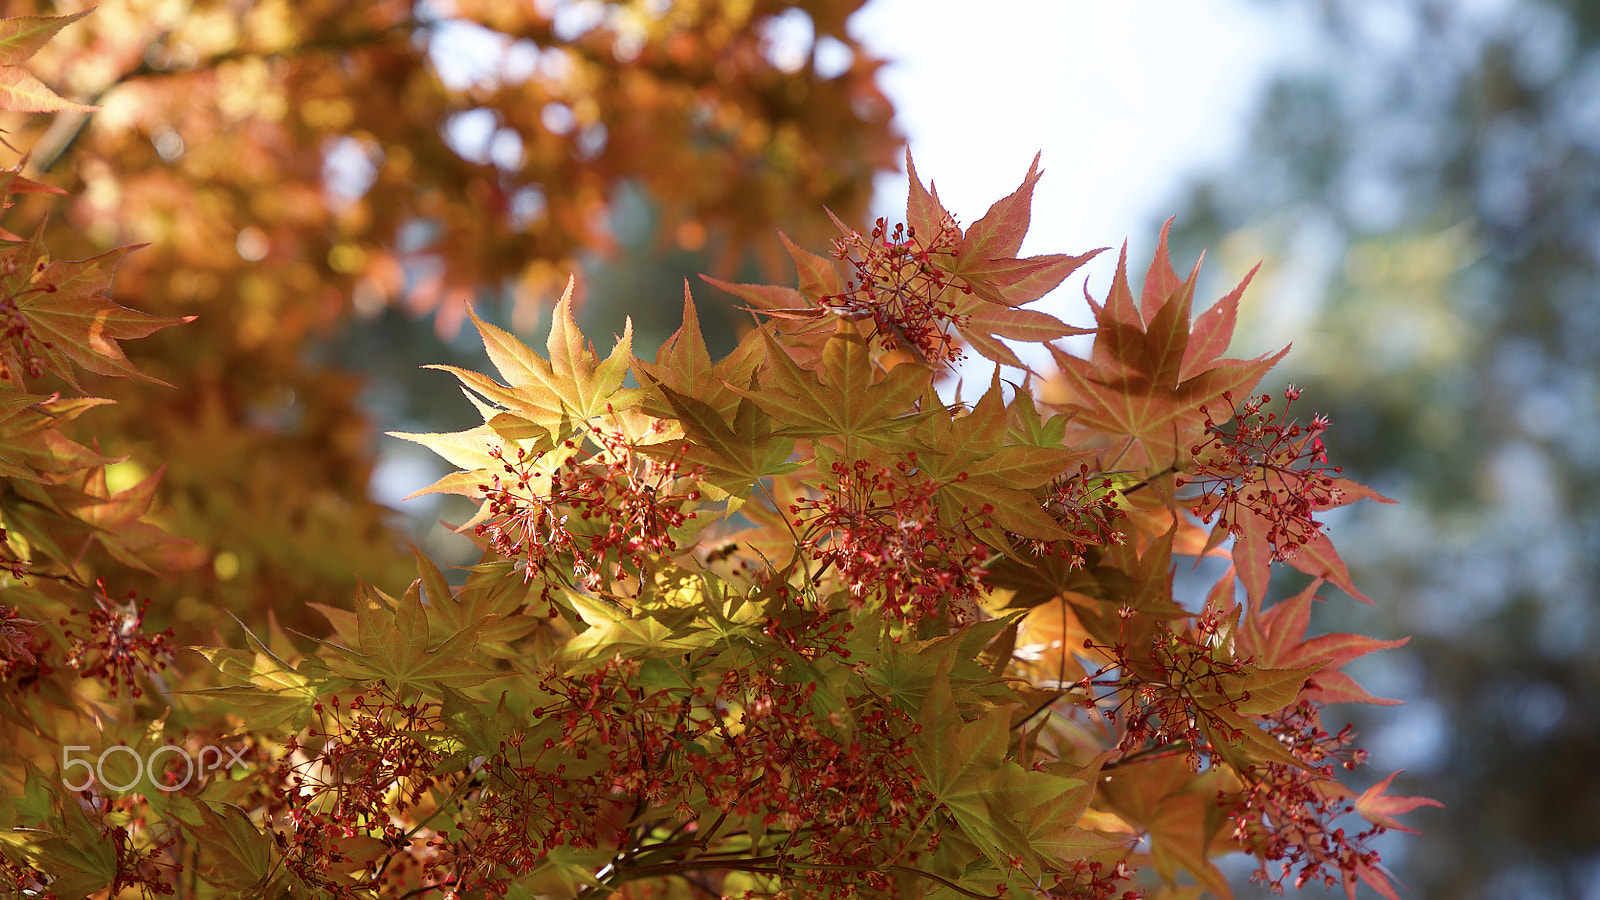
[0, 8, 1438, 900]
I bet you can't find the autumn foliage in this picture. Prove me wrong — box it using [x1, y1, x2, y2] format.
[0, 8, 1436, 900]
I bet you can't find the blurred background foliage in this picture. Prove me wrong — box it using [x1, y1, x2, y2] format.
[2, 0, 895, 638]
[1163, 1, 1600, 896]
[5, 0, 1596, 896]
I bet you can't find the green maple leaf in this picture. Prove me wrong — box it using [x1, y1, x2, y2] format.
[645, 383, 798, 513]
[633, 285, 763, 418]
[410, 545, 542, 659]
[556, 589, 711, 671]
[536, 846, 614, 896]
[1215, 660, 1327, 717]
[912, 659, 1105, 874]
[0, 771, 118, 898]
[312, 581, 502, 695]
[860, 619, 1018, 714]
[910, 662, 1023, 866]
[1004, 387, 1071, 449]
[631, 291, 802, 512]
[189, 616, 343, 731]
[729, 325, 932, 444]
[911, 370, 1084, 543]
[185, 799, 308, 895]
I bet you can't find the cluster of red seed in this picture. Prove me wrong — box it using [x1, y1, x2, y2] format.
[1041, 465, 1129, 568]
[1081, 613, 1251, 772]
[104, 818, 177, 897]
[822, 216, 970, 366]
[1050, 860, 1143, 900]
[1219, 700, 1379, 894]
[0, 857, 47, 897]
[449, 604, 932, 897]
[792, 458, 991, 626]
[0, 270, 56, 383]
[1079, 608, 1384, 894]
[261, 689, 449, 896]
[477, 425, 700, 597]
[0, 602, 37, 675]
[60, 584, 175, 699]
[0, 524, 28, 580]
[1179, 387, 1340, 560]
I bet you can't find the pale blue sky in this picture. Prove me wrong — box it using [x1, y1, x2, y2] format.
[851, 0, 1312, 326]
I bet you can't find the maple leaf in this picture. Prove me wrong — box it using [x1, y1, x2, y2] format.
[308, 580, 502, 695]
[861, 620, 1021, 714]
[0, 768, 120, 898]
[945, 152, 1103, 309]
[557, 589, 711, 670]
[0, 66, 96, 115]
[389, 420, 561, 505]
[0, 392, 115, 481]
[409, 545, 542, 658]
[903, 151, 947, 243]
[421, 277, 635, 438]
[1100, 755, 1234, 898]
[1050, 224, 1287, 469]
[5, 242, 190, 389]
[1355, 770, 1443, 835]
[189, 617, 340, 732]
[633, 285, 762, 418]
[779, 230, 850, 303]
[645, 384, 799, 513]
[700, 234, 847, 346]
[956, 302, 1096, 370]
[632, 288, 800, 512]
[1228, 478, 1396, 606]
[1235, 577, 1408, 706]
[1180, 263, 1260, 381]
[1066, 521, 1190, 649]
[895, 152, 1100, 368]
[64, 462, 201, 574]
[908, 369, 1086, 545]
[910, 657, 1097, 873]
[184, 799, 306, 895]
[0, 12, 91, 67]
[1331, 773, 1442, 900]
[728, 324, 932, 444]
[0, 166, 67, 240]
